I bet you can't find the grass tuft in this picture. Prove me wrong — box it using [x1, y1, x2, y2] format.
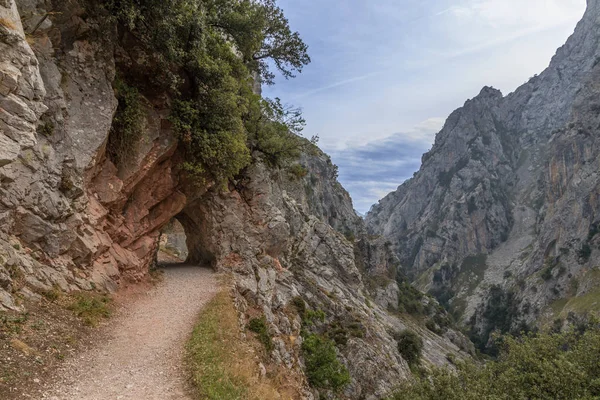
[248, 316, 273, 352]
[0, 18, 17, 30]
[68, 293, 112, 327]
[186, 289, 287, 400]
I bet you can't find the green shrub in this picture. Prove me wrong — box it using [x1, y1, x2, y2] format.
[328, 318, 365, 346]
[245, 97, 303, 167]
[37, 121, 54, 137]
[557, 265, 567, 277]
[303, 309, 326, 326]
[425, 319, 444, 335]
[342, 228, 356, 242]
[541, 266, 554, 281]
[42, 286, 62, 302]
[171, 98, 252, 184]
[290, 296, 306, 314]
[106, 77, 145, 166]
[68, 293, 112, 326]
[397, 282, 424, 315]
[570, 278, 580, 295]
[579, 244, 592, 262]
[392, 327, 600, 400]
[301, 333, 350, 391]
[287, 163, 308, 180]
[396, 330, 423, 367]
[248, 316, 273, 352]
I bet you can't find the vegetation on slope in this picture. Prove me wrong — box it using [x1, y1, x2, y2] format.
[395, 271, 452, 335]
[290, 296, 352, 394]
[392, 324, 600, 400]
[67, 292, 113, 327]
[95, 0, 310, 183]
[395, 330, 423, 368]
[186, 289, 295, 399]
[468, 284, 522, 356]
[302, 333, 351, 392]
[0, 294, 111, 399]
[105, 77, 145, 166]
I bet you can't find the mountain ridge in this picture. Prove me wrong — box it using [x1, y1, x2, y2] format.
[366, 0, 600, 348]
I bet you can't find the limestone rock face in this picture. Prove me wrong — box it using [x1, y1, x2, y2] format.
[0, 0, 188, 308]
[181, 157, 469, 399]
[367, 0, 600, 334]
[0, 1, 469, 397]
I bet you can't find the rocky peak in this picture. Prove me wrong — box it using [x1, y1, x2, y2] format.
[366, 0, 600, 351]
[475, 86, 502, 101]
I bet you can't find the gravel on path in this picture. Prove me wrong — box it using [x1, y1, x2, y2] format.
[42, 265, 218, 400]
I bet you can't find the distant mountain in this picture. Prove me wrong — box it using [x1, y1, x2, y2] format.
[367, 0, 600, 352]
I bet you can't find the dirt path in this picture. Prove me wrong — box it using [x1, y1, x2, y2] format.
[42, 265, 217, 400]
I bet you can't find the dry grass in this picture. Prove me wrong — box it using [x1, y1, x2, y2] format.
[0, 299, 95, 399]
[25, 34, 36, 46]
[186, 288, 303, 400]
[67, 292, 112, 327]
[0, 18, 17, 30]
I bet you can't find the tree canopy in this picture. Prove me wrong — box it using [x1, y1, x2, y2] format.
[96, 0, 310, 183]
[98, 0, 309, 85]
[393, 325, 600, 400]
[204, 0, 310, 85]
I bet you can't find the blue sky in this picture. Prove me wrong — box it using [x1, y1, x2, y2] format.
[263, 0, 586, 214]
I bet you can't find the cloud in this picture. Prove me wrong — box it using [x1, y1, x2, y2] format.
[330, 120, 443, 213]
[266, 0, 586, 213]
[290, 70, 384, 100]
[447, 0, 584, 28]
[407, 0, 586, 68]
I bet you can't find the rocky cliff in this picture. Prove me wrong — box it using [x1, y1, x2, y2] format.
[367, 0, 600, 348]
[0, 1, 469, 398]
[182, 153, 475, 398]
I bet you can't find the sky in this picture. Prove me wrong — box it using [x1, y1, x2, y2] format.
[263, 0, 587, 214]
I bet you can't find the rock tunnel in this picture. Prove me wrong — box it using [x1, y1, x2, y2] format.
[155, 208, 216, 268]
[156, 218, 188, 264]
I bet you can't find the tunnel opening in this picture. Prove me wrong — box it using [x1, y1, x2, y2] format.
[156, 218, 189, 265]
[156, 211, 216, 269]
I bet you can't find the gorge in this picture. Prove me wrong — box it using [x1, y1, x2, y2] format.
[0, 0, 599, 399]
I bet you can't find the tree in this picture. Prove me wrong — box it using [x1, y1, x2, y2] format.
[203, 0, 310, 85]
[392, 326, 600, 400]
[396, 329, 423, 367]
[95, 0, 310, 183]
[249, 0, 310, 84]
[244, 95, 304, 166]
